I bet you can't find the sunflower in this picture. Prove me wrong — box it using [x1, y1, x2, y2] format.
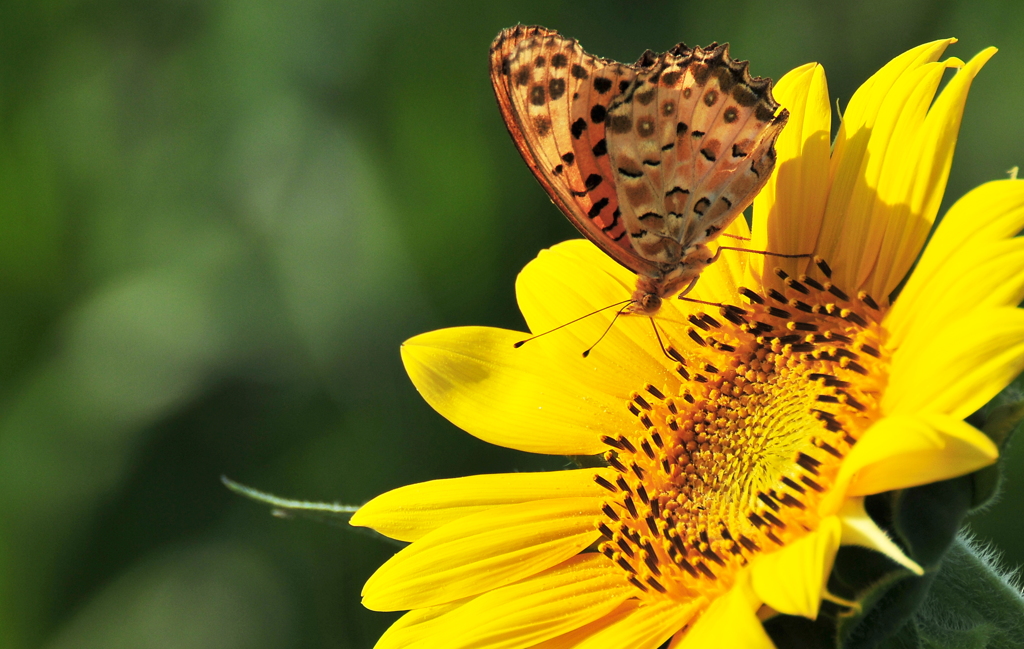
[351, 40, 1024, 648]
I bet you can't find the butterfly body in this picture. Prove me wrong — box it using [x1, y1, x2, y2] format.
[490, 26, 787, 315]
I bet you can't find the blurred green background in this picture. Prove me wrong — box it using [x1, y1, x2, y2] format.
[0, 0, 1021, 647]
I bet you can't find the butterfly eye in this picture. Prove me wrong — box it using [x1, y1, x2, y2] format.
[641, 294, 662, 312]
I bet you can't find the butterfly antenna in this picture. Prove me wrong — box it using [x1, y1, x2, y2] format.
[582, 303, 632, 358]
[720, 233, 751, 241]
[514, 299, 633, 348]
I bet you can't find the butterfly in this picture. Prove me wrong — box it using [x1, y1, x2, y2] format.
[490, 26, 788, 315]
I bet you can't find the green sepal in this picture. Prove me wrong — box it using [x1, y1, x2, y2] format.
[966, 373, 1024, 510]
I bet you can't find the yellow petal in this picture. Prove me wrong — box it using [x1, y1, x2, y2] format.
[361, 497, 601, 611]
[887, 179, 1024, 347]
[533, 598, 697, 649]
[821, 413, 997, 514]
[351, 468, 615, 542]
[401, 326, 627, 455]
[834, 40, 954, 153]
[373, 598, 469, 649]
[690, 216, 755, 306]
[870, 47, 997, 300]
[819, 45, 962, 294]
[857, 60, 957, 296]
[883, 237, 1024, 367]
[529, 601, 644, 649]
[514, 240, 685, 394]
[415, 553, 633, 649]
[750, 516, 841, 619]
[752, 62, 831, 287]
[818, 40, 954, 287]
[885, 307, 1024, 419]
[838, 498, 922, 575]
[678, 571, 774, 649]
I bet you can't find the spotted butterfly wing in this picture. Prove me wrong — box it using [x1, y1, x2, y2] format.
[490, 27, 788, 314]
[490, 26, 654, 277]
[604, 45, 787, 274]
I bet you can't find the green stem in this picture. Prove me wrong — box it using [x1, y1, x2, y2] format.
[892, 534, 1024, 649]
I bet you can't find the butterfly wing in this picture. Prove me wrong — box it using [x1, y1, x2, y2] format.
[604, 43, 788, 263]
[490, 26, 661, 278]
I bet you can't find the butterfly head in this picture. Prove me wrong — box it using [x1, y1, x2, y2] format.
[628, 244, 714, 315]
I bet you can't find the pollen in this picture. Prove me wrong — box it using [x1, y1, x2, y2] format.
[594, 272, 887, 601]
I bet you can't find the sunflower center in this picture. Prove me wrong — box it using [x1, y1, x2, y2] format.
[594, 265, 888, 599]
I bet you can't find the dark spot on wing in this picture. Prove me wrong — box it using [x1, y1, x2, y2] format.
[636, 117, 656, 137]
[723, 106, 738, 123]
[572, 64, 589, 79]
[619, 80, 631, 93]
[700, 148, 717, 162]
[662, 101, 676, 116]
[693, 63, 711, 85]
[571, 117, 587, 139]
[609, 114, 632, 134]
[732, 84, 757, 106]
[694, 197, 711, 215]
[602, 209, 621, 232]
[618, 167, 644, 179]
[756, 103, 775, 122]
[642, 159, 661, 166]
[561, 151, 576, 164]
[732, 144, 748, 158]
[533, 115, 551, 136]
[515, 67, 530, 86]
[662, 71, 680, 86]
[553, 164, 563, 175]
[636, 89, 656, 105]
[662, 142, 675, 151]
[706, 225, 720, 237]
[551, 53, 567, 68]
[677, 122, 688, 135]
[584, 173, 603, 190]
[549, 78, 566, 101]
[591, 104, 607, 123]
[683, 88, 692, 99]
[530, 85, 546, 106]
[535, 56, 546, 68]
[588, 197, 609, 218]
[639, 212, 663, 221]
[592, 138, 607, 157]
[691, 130, 706, 138]
[704, 90, 718, 106]
[594, 77, 612, 93]
[501, 57, 511, 75]
[720, 196, 733, 208]
[666, 187, 689, 197]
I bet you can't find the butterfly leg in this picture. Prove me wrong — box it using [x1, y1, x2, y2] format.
[715, 245, 812, 259]
[677, 275, 701, 298]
